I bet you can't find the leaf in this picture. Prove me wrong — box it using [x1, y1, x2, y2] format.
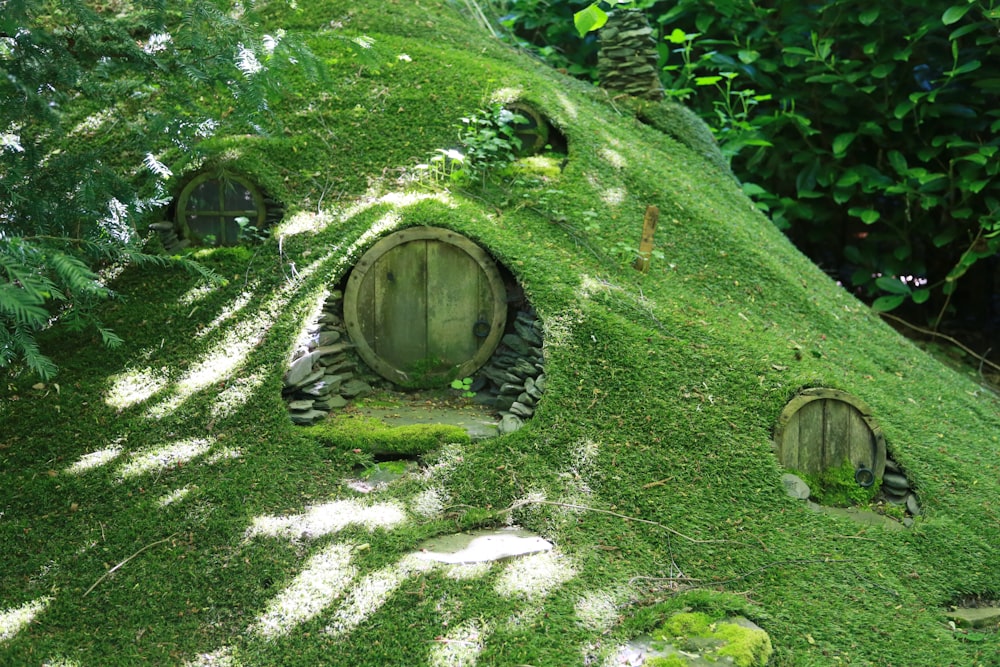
[912, 288, 931, 304]
[695, 76, 723, 86]
[859, 9, 880, 26]
[887, 150, 908, 174]
[667, 28, 689, 45]
[942, 5, 972, 25]
[849, 207, 881, 224]
[573, 4, 607, 38]
[871, 63, 894, 78]
[876, 276, 912, 295]
[872, 294, 907, 311]
[832, 132, 856, 156]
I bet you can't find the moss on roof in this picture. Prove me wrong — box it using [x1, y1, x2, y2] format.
[1, 2, 998, 665]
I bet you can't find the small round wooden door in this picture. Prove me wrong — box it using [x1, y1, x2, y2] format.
[343, 227, 507, 387]
[773, 388, 886, 478]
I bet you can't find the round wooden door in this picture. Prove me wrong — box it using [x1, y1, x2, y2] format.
[343, 227, 507, 387]
[773, 388, 886, 478]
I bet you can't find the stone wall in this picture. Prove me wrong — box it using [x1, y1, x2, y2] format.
[283, 291, 372, 425]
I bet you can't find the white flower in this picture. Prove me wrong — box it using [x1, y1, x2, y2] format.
[397, 53, 412, 62]
[236, 44, 263, 76]
[144, 33, 172, 55]
[1, 132, 23, 153]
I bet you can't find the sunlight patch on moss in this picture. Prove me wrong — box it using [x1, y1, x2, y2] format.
[555, 91, 578, 119]
[494, 550, 576, 601]
[409, 487, 449, 518]
[443, 561, 493, 580]
[0, 596, 50, 642]
[599, 148, 627, 169]
[251, 543, 356, 638]
[325, 554, 433, 638]
[601, 186, 627, 206]
[245, 499, 407, 542]
[183, 646, 237, 667]
[209, 371, 267, 419]
[204, 446, 243, 464]
[178, 281, 220, 307]
[104, 367, 170, 410]
[276, 210, 335, 238]
[40, 658, 80, 667]
[575, 590, 623, 632]
[117, 438, 213, 480]
[65, 443, 123, 474]
[196, 284, 258, 338]
[489, 87, 523, 105]
[428, 619, 490, 667]
[157, 485, 193, 507]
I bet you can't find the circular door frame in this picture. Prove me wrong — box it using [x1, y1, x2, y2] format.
[773, 387, 887, 479]
[343, 226, 508, 386]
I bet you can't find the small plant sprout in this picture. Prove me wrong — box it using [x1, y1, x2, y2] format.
[450, 376, 475, 397]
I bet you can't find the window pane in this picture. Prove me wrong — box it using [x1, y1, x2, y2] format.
[223, 181, 256, 210]
[189, 181, 220, 211]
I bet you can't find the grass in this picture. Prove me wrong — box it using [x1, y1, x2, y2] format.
[2, 1, 1000, 665]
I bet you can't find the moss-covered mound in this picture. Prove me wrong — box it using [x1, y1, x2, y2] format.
[1, 2, 998, 666]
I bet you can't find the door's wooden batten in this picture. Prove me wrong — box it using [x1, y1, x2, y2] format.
[774, 388, 886, 479]
[344, 227, 507, 386]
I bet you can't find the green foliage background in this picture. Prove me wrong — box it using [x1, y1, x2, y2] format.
[499, 0, 1000, 335]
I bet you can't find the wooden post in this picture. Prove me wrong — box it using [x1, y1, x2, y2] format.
[633, 205, 659, 273]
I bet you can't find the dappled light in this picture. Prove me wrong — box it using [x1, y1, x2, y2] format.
[245, 499, 407, 541]
[183, 647, 237, 667]
[251, 543, 356, 638]
[196, 285, 258, 339]
[116, 438, 213, 480]
[494, 551, 576, 601]
[104, 367, 170, 410]
[65, 443, 123, 475]
[428, 620, 488, 667]
[600, 186, 627, 206]
[209, 371, 267, 420]
[598, 147, 627, 169]
[325, 554, 433, 637]
[157, 486, 193, 507]
[178, 282, 220, 307]
[0, 597, 50, 642]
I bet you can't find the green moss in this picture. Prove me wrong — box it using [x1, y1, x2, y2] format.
[656, 611, 713, 639]
[801, 459, 881, 507]
[646, 656, 688, 667]
[715, 622, 774, 667]
[304, 414, 470, 457]
[651, 613, 772, 667]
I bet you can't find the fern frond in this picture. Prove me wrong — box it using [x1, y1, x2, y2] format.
[0, 283, 49, 328]
[49, 251, 108, 297]
[8, 322, 58, 380]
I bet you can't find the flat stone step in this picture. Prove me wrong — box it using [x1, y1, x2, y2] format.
[946, 607, 1000, 629]
[415, 528, 552, 565]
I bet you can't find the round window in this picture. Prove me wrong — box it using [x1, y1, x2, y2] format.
[176, 173, 265, 246]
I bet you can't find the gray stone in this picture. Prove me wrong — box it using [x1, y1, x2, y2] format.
[494, 394, 516, 411]
[499, 382, 523, 396]
[945, 607, 1000, 629]
[317, 330, 341, 346]
[313, 395, 348, 410]
[513, 320, 543, 346]
[318, 313, 340, 324]
[290, 409, 326, 425]
[498, 413, 523, 434]
[287, 369, 325, 392]
[287, 399, 315, 411]
[319, 356, 353, 370]
[882, 472, 910, 491]
[414, 528, 552, 565]
[510, 402, 534, 418]
[517, 392, 535, 407]
[317, 342, 355, 356]
[148, 221, 175, 231]
[905, 493, 921, 516]
[884, 459, 901, 473]
[534, 375, 546, 393]
[283, 351, 321, 387]
[326, 289, 343, 302]
[339, 379, 372, 398]
[502, 333, 534, 356]
[300, 381, 334, 397]
[781, 473, 811, 500]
